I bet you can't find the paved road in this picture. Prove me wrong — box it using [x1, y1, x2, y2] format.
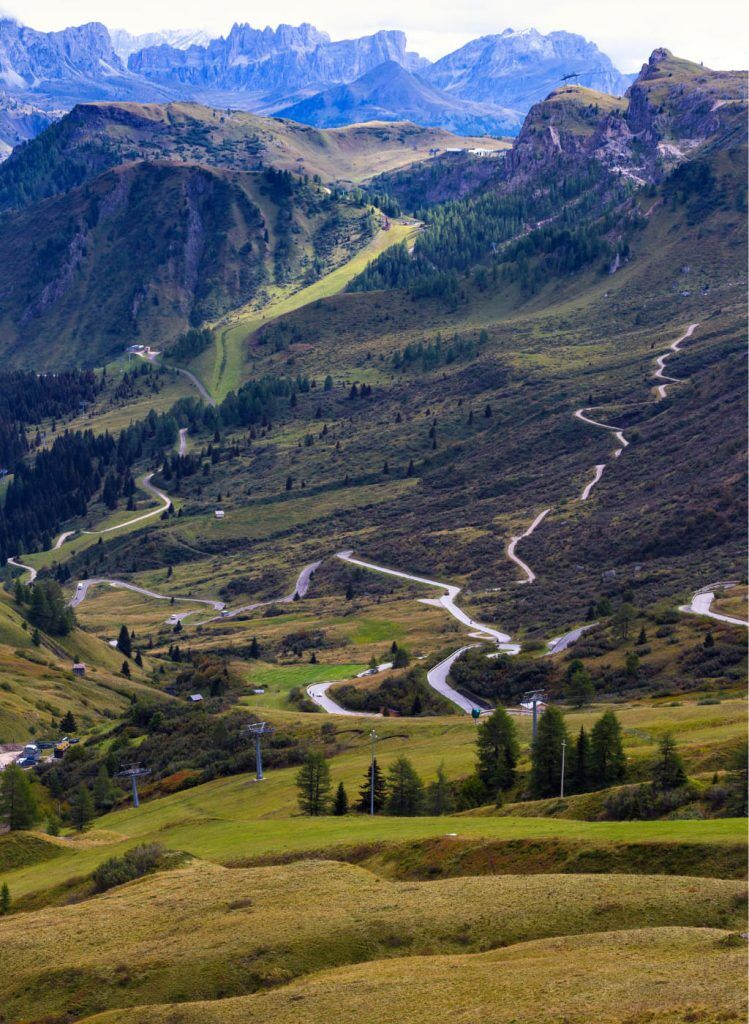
[177, 428, 188, 456]
[306, 681, 380, 716]
[83, 474, 170, 536]
[679, 584, 748, 627]
[175, 368, 217, 407]
[427, 646, 486, 714]
[580, 464, 606, 501]
[69, 577, 225, 612]
[546, 623, 598, 655]
[337, 550, 514, 646]
[654, 323, 699, 400]
[6, 557, 38, 582]
[505, 508, 551, 584]
[212, 560, 322, 621]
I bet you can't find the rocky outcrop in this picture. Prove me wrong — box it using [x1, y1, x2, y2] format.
[276, 60, 521, 136]
[423, 28, 633, 111]
[129, 23, 426, 107]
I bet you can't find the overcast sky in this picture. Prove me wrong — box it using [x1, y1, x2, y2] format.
[3, 0, 747, 71]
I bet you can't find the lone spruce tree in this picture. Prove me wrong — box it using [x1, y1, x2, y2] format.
[385, 756, 424, 816]
[590, 711, 626, 788]
[358, 758, 386, 813]
[0, 765, 39, 831]
[333, 782, 349, 816]
[530, 706, 569, 798]
[295, 752, 331, 815]
[476, 706, 519, 798]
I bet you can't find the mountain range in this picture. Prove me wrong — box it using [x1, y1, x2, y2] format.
[0, 17, 635, 154]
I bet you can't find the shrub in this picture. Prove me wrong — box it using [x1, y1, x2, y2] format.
[92, 844, 166, 892]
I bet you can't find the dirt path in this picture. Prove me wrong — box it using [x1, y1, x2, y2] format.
[6, 557, 37, 582]
[505, 508, 551, 584]
[174, 367, 217, 406]
[653, 323, 699, 400]
[177, 428, 188, 456]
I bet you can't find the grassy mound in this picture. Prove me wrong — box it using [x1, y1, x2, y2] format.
[81, 927, 748, 1024]
[0, 861, 745, 1021]
[0, 832, 65, 872]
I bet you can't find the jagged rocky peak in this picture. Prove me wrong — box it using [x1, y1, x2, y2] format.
[0, 17, 124, 84]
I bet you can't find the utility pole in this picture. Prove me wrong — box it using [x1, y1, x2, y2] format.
[115, 763, 151, 808]
[524, 690, 547, 742]
[560, 739, 567, 798]
[369, 728, 378, 816]
[243, 721, 276, 781]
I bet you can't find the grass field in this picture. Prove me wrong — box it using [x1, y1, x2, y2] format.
[0, 861, 744, 1022]
[192, 221, 418, 400]
[82, 927, 748, 1024]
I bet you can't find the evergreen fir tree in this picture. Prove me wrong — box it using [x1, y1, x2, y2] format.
[0, 883, 9, 915]
[117, 624, 132, 658]
[572, 726, 591, 793]
[426, 761, 455, 815]
[332, 782, 349, 816]
[385, 756, 425, 816]
[530, 706, 569, 798]
[59, 710, 76, 733]
[652, 733, 687, 791]
[590, 711, 626, 787]
[69, 784, 95, 831]
[476, 706, 519, 797]
[0, 764, 39, 830]
[358, 758, 386, 813]
[295, 752, 332, 815]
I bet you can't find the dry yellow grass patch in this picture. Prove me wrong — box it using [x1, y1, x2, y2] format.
[0, 860, 745, 1022]
[83, 927, 747, 1024]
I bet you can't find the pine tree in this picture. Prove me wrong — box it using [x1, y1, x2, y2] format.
[590, 711, 626, 788]
[636, 627, 648, 646]
[0, 883, 9, 915]
[59, 710, 76, 733]
[0, 765, 39, 830]
[392, 646, 410, 668]
[333, 782, 349, 816]
[565, 664, 594, 708]
[385, 756, 425, 816]
[572, 726, 591, 793]
[703, 631, 715, 649]
[121, 660, 131, 677]
[134, 650, 143, 668]
[93, 766, 116, 811]
[426, 761, 455, 815]
[530, 705, 569, 798]
[69, 784, 95, 831]
[249, 636, 260, 658]
[476, 706, 519, 797]
[358, 758, 386, 813]
[295, 752, 332, 815]
[652, 734, 687, 791]
[117, 624, 132, 658]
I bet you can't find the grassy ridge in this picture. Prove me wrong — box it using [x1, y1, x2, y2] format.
[82, 927, 747, 1024]
[0, 861, 744, 1021]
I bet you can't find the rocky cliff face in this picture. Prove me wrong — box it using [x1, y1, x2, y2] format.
[424, 28, 633, 110]
[129, 23, 426, 106]
[0, 17, 172, 106]
[505, 49, 747, 185]
[276, 60, 521, 135]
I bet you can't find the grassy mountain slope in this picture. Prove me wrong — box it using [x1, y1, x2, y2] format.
[0, 100, 508, 213]
[0, 160, 374, 367]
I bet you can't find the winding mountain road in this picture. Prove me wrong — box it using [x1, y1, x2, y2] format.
[69, 578, 225, 612]
[6, 558, 37, 583]
[306, 681, 380, 716]
[574, 407, 630, 458]
[82, 474, 171, 536]
[336, 550, 515, 646]
[175, 368, 216, 407]
[505, 509, 551, 584]
[580, 464, 606, 501]
[679, 583, 748, 628]
[653, 323, 699, 400]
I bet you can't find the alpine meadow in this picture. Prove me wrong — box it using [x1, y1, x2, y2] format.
[0, 10, 747, 1024]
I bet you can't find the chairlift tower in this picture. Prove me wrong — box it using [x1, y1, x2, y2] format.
[243, 721, 276, 781]
[523, 690, 548, 742]
[115, 763, 151, 808]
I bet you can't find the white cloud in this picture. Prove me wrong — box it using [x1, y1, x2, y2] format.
[4, 0, 748, 70]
